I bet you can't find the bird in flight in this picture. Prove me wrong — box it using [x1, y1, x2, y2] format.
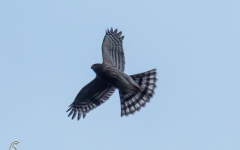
[67, 28, 157, 120]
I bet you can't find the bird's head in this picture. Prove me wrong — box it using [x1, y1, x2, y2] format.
[91, 63, 102, 72]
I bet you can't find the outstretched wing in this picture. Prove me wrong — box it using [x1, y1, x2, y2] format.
[102, 28, 125, 71]
[67, 77, 116, 120]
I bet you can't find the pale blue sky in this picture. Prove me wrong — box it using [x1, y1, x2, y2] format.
[1, 1, 239, 150]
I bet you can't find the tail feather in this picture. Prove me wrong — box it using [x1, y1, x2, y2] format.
[119, 69, 157, 116]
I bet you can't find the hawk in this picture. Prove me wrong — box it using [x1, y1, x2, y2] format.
[67, 28, 157, 120]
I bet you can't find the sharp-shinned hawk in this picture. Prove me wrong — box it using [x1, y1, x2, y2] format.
[67, 28, 157, 120]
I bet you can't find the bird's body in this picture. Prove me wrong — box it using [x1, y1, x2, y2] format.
[92, 63, 141, 95]
[67, 28, 157, 120]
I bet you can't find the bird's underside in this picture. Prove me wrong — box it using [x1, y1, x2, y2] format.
[66, 28, 157, 120]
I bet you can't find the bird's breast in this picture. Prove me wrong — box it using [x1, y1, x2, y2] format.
[95, 66, 125, 88]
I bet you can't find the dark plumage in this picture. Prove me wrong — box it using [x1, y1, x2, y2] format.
[67, 28, 157, 120]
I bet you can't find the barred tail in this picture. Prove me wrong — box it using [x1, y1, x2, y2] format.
[119, 69, 157, 116]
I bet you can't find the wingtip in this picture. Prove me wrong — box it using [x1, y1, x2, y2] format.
[72, 110, 77, 120]
[83, 112, 86, 118]
[118, 31, 122, 36]
[68, 109, 74, 117]
[66, 107, 72, 112]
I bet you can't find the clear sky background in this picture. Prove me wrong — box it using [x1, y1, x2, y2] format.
[1, 1, 239, 150]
